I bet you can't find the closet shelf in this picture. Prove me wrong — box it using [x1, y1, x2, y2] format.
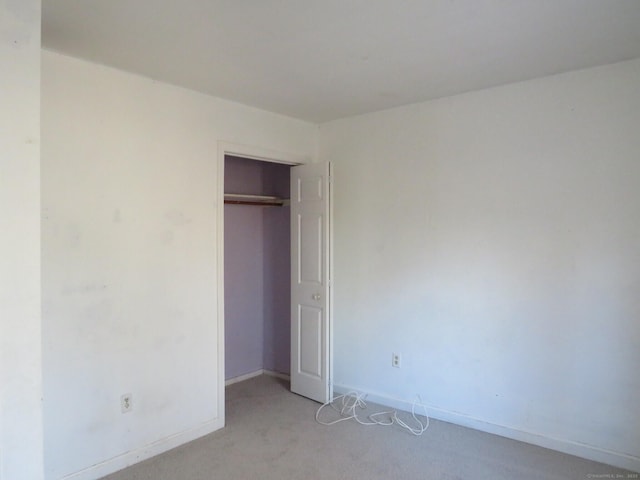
[224, 193, 289, 207]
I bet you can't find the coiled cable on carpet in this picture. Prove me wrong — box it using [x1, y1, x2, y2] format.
[315, 391, 430, 436]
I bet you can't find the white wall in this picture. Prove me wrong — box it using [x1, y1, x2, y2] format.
[0, 1, 44, 479]
[320, 59, 640, 471]
[38, 40, 640, 477]
[41, 50, 316, 479]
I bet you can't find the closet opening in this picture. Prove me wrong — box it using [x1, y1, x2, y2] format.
[223, 155, 293, 388]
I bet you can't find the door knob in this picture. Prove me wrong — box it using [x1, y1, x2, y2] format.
[312, 293, 321, 301]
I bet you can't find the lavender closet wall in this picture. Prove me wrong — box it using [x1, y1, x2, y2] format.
[224, 156, 291, 380]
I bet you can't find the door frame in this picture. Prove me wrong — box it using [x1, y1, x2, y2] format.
[216, 141, 311, 426]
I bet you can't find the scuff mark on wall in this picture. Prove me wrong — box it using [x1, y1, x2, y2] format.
[1, 0, 39, 46]
[65, 223, 82, 248]
[61, 283, 108, 296]
[164, 211, 192, 226]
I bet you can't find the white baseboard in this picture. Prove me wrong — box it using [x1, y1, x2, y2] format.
[61, 417, 224, 480]
[263, 369, 290, 382]
[333, 383, 640, 473]
[225, 369, 264, 386]
[225, 369, 290, 386]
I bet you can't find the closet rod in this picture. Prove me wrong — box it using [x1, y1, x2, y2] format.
[224, 199, 284, 207]
[224, 193, 288, 207]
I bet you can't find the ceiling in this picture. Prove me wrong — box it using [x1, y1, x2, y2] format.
[42, 0, 640, 123]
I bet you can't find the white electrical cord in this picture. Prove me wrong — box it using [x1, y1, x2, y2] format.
[315, 391, 430, 436]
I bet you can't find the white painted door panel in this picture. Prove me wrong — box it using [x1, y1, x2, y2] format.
[290, 162, 332, 403]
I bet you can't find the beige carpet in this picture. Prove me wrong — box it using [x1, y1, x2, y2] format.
[103, 375, 630, 479]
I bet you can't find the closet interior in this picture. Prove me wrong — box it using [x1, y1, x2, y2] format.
[224, 155, 292, 382]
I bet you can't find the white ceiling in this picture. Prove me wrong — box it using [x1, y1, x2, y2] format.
[42, 0, 640, 123]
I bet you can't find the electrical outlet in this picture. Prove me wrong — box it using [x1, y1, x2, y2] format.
[392, 352, 401, 368]
[121, 393, 133, 413]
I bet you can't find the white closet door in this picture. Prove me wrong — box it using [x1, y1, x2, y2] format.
[290, 162, 332, 403]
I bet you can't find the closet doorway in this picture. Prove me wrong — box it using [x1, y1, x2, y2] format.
[216, 143, 332, 424]
[223, 154, 292, 385]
